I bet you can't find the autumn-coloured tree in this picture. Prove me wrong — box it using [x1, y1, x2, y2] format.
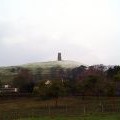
[13, 68, 34, 93]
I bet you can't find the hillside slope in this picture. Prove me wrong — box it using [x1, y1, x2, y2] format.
[22, 60, 83, 69]
[0, 60, 84, 83]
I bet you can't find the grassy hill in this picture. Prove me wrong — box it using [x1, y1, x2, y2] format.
[22, 60, 83, 69]
[0, 60, 84, 83]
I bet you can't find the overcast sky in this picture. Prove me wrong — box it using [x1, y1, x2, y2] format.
[0, 0, 120, 66]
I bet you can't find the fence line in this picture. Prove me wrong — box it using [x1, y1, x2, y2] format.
[0, 103, 120, 120]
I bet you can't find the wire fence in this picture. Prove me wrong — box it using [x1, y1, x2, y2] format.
[0, 102, 120, 120]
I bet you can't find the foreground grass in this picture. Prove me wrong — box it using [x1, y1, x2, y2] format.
[19, 114, 120, 120]
[0, 96, 120, 111]
[0, 96, 120, 119]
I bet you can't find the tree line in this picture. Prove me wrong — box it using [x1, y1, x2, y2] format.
[6, 64, 120, 98]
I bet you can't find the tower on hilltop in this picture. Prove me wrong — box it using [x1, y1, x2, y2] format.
[58, 52, 62, 61]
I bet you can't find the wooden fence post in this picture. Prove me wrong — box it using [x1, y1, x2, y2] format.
[65, 104, 67, 114]
[48, 105, 51, 115]
[101, 103, 104, 112]
[83, 105, 86, 115]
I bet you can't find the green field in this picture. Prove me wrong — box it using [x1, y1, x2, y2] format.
[0, 96, 120, 120]
[19, 114, 120, 120]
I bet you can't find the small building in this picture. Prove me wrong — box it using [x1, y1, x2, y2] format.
[4, 84, 9, 88]
[0, 84, 18, 93]
[45, 80, 51, 85]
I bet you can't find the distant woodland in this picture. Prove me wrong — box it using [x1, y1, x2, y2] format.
[1, 64, 120, 98]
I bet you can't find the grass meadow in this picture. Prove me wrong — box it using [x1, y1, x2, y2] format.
[0, 96, 120, 119]
[19, 114, 120, 120]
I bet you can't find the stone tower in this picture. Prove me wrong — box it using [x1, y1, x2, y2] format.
[58, 52, 62, 61]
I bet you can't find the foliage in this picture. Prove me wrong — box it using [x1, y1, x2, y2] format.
[13, 68, 34, 93]
[33, 65, 120, 97]
[107, 66, 120, 78]
[34, 68, 43, 81]
[114, 73, 120, 82]
[69, 65, 119, 96]
[1, 63, 120, 97]
[0, 80, 2, 88]
[35, 80, 67, 100]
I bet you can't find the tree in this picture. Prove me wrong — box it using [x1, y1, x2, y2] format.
[106, 66, 120, 96]
[0, 80, 2, 88]
[107, 66, 120, 79]
[71, 65, 87, 81]
[0, 73, 2, 88]
[114, 73, 120, 95]
[34, 67, 43, 82]
[13, 68, 34, 93]
[35, 80, 67, 107]
[48, 81, 66, 106]
[82, 75, 99, 96]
